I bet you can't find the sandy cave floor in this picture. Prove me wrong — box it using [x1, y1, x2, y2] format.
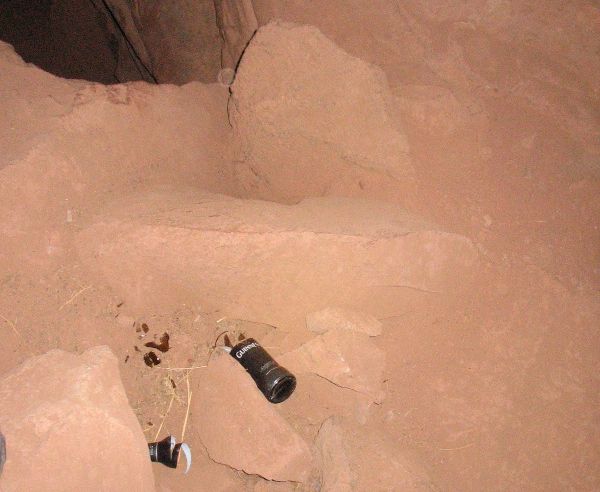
[1, 9, 600, 492]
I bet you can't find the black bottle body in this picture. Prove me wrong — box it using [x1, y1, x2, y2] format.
[230, 338, 296, 403]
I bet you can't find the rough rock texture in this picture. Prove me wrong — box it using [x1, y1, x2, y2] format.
[0, 44, 232, 277]
[278, 329, 386, 403]
[252, 1, 600, 152]
[1, 3, 599, 492]
[214, 0, 258, 70]
[229, 21, 416, 204]
[313, 418, 353, 492]
[76, 188, 478, 330]
[313, 416, 435, 491]
[275, 373, 375, 447]
[0, 346, 153, 492]
[192, 352, 312, 482]
[306, 307, 383, 336]
[99, 0, 222, 84]
[0, 38, 230, 175]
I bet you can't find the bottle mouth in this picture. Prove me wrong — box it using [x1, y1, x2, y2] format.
[148, 435, 192, 474]
[268, 374, 297, 403]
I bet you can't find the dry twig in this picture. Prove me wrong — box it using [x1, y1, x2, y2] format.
[59, 285, 92, 310]
[440, 442, 475, 451]
[153, 394, 175, 441]
[181, 370, 192, 442]
[0, 314, 21, 338]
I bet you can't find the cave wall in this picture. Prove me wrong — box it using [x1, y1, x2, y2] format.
[0, 0, 121, 83]
[95, 0, 224, 84]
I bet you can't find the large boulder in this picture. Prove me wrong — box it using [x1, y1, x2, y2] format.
[229, 21, 416, 204]
[0, 346, 154, 492]
[76, 188, 478, 330]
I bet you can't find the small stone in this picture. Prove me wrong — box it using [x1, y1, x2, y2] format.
[306, 307, 382, 336]
[278, 329, 386, 403]
[192, 352, 312, 482]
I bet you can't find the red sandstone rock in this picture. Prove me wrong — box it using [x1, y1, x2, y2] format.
[76, 189, 478, 330]
[278, 329, 386, 403]
[0, 46, 231, 276]
[313, 416, 435, 491]
[229, 21, 416, 204]
[0, 2, 598, 491]
[0, 346, 154, 492]
[313, 417, 353, 492]
[252, 481, 297, 492]
[192, 352, 312, 482]
[306, 307, 383, 337]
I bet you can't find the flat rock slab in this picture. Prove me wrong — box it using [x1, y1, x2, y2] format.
[76, 188, 478, 330]
[192, 352, 312, 482]
[306, 307, 383, 336]
[278, 329, 386, 403]
[0, 346, 154, 492]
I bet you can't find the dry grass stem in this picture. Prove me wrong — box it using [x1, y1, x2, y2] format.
[59, 285, 92, 310]
[180, 370, 192, 442]
[155, 365, 207, 371]
[0, 314, 21, 338]
[440, 442, 475, 451]
[154, 393, 175, 441]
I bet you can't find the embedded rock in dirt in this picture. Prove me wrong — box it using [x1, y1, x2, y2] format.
[313, 417, 353, 492]
[229, 21, 415, 203]
[278, 329, 386, 403]
[0, 346, 153, 492]
[306, 307, 382, 336]
[192, 352, 312, 482]
[314, 416, 435, 491]
[76, 188, 478, 330]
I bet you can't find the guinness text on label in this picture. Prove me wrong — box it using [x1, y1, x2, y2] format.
[235, 341, 260, 359]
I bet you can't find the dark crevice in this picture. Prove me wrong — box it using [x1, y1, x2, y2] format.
[94, 0, 157, 83]
[0, 0, 148, 83]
